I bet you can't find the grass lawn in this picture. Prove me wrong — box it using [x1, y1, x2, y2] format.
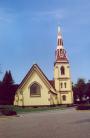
[2, 104, 71, 114]
[12, 106, 67, 114]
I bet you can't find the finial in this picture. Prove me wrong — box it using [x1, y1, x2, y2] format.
[58, 26, 61, 33]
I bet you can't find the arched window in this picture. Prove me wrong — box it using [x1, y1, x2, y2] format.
[62, 95, 66, 101]
[60, 82, 63, 88]
[64, 82, 66, 88]
[30, 83, 41, 97]
[60, 66, 65, 75]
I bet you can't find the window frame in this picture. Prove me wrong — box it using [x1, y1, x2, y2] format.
[29, 82, 41, 97]
[60, 82, 63, 88]
[60, 66, 65, 75]
[62, 95, 66, 101]
[64, 82, 67, 88]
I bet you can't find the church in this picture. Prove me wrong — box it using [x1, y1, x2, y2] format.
[14, 27, 73, 107]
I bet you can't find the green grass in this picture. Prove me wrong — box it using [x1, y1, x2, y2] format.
[7, 105, 68, 114]
[13, 106, 66, 114]
[0, 105, 69, 114]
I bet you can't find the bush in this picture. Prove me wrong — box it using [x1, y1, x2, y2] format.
[76, 104, 90, 110]
[0, 107, 17, 116]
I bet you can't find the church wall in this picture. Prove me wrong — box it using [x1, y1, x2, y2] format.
[14, 71, 51, 106]
[59, 79, 72, 91]
[61, 92, 73, 104]
[54, 63, 71, 79]
[50, 93, 58, 105]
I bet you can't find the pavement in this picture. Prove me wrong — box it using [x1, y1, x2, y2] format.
[0, 108, 90, 138]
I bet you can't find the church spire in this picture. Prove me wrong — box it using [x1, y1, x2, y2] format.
[55, 26, 68, 62]
[57, 26, 63, 47]
[54, 26, 73, 105]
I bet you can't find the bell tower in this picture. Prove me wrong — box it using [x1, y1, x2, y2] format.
[54, 26, 73, 104]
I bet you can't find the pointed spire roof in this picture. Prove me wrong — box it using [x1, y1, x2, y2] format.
[58, 26, 61, 34]
[55, 26, 68, 63]
[57, 26, 62, 38]
[57, 26, 63, 48]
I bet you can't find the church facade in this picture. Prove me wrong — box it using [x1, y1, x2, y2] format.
[14, 27, 73, 107]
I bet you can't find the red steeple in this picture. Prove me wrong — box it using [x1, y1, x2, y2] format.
[55, 26, 68, 62]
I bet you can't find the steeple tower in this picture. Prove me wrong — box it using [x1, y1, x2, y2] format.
[54, 26, 73, 105]
[55, 26, 68, 63]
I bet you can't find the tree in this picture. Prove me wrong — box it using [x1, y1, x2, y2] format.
[2, 70, 14, 85]
[72, 83, 78, 103]
[0, 70, 18, 105]
[73, 78, 86, 103]
[84, 81, 90, 103]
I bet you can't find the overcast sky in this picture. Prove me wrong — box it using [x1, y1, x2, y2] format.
[0, 0, 90, 84]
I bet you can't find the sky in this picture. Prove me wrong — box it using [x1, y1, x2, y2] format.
[0, 0, 90, 84]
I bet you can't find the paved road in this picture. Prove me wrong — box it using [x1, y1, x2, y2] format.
[0, 108, 90, 138]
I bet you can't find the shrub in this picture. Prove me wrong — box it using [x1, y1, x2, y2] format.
[0, 107, 17, 116]
[76, 104, 90, 110]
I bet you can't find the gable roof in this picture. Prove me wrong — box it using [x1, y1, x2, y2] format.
[49, 80, 55, 89]
[17, 64, 56, 94]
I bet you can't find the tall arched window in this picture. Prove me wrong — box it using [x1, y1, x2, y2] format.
[64, 82, 67, 88]
[60, 66, 65, 75]
[62, 95, 66, 101]
[30, 83, 41, 97]
[60, 82, 63, 88]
